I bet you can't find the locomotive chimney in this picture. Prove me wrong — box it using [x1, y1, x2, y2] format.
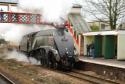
[70, 4, 82, 14]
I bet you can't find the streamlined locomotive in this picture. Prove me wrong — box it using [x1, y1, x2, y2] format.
[19, 28, 78, 70]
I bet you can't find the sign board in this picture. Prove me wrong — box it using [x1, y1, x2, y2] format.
[0, 0, 18, 4]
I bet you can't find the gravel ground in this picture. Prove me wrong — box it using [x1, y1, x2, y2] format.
[0, 59, 92, 84]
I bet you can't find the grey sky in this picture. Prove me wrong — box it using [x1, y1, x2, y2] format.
[75, 0, 96, 22]
[0, 0, 18, 3]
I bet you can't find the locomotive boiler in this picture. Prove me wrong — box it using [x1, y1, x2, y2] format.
[19, 28, 78, 70]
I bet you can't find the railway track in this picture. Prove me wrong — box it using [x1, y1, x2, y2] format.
[0, 72, 15, 84]
[36, 65, 120, 84]
[64, 70, 120, 84]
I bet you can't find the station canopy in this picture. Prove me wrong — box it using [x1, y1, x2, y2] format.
[83, 31, 118, 36]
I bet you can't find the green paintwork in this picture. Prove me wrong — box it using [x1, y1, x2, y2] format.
[94, 35, 102, 57]
[103, 35, 115, 59]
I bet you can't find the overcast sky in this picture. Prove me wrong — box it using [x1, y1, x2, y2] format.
[0, 0, 18, 3]
[73, 0, 96, 21]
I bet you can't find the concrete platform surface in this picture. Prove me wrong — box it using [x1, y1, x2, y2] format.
[79, 56, 125, 69]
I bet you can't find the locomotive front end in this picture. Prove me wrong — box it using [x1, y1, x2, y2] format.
[53, 28, 76, 70]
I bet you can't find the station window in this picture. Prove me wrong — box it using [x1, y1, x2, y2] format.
[101, 24, 105, 30]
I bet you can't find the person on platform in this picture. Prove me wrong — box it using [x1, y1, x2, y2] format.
[87, 44, 90, 56]
[90, 42, 95, 58]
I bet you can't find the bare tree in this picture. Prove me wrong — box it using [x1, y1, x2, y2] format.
[83, 0, 125, 30]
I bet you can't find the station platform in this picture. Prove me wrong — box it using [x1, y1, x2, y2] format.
[79, 56, 125, 69]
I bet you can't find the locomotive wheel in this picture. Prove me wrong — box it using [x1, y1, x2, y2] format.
[57, 62, 62, 70]
[39, 49, 46, 66]
[48, 51, 57, 69]
[67, 62, 74, 71]
[53, 62, 59, 69]
[61, 57, 74, 71]
[62, 56, 69, 67]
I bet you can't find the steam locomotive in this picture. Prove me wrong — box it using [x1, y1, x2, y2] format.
[19, 28, 78, 70]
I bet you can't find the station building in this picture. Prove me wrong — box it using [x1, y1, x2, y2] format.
[83, 30, 125, 60]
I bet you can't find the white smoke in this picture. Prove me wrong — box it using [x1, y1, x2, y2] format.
[18, 0, 75, 23]
[0, 0, 76, 64]
[0, 23, 41, 64]
[0, 23, 41, 45]
[0, 24, 54, 64]
[6, 50, 29, 62]
[5, 50, 40, 65]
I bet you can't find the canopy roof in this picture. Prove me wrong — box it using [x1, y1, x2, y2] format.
[83, 30, 125, 36]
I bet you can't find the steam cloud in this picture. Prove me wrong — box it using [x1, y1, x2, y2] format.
[0, 24, 41, 64]
[0, 0, 76, 64]
[6, 50, 40, 65]
[0, 0, 76, 45]
[0, 24, 41, 45]
[18, 0, 75, 23]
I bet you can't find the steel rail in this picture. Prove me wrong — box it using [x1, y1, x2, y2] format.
[36, 65, 120, 84]
[66, 70, 120, 84]
[0, 72, 15, 84]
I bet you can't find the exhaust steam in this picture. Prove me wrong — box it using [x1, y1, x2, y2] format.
[0, 0, 77, 64]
